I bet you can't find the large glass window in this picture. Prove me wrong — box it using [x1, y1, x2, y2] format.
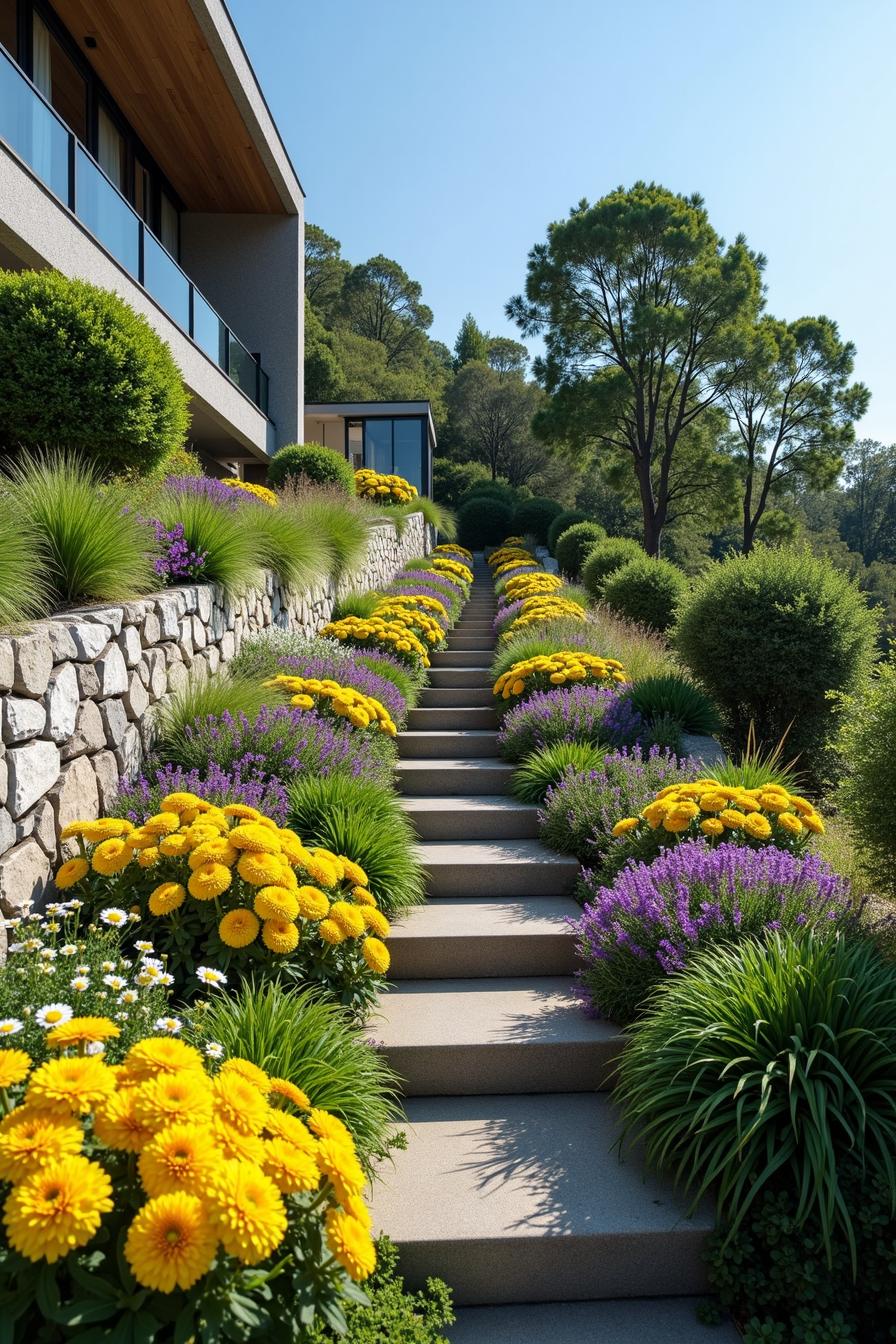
[0, 1, 17, 57]
[160, 190, 178, 257]
[97, 102, 126, 192]
[33, 14, 86, 142]
[364, 420, 393, 475]
[393, 419, 424, 490]
[0, 38, 69, 197]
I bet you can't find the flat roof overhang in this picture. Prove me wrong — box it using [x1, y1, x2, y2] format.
[51, 0, 303, 214]
[305, 401, 438, 448]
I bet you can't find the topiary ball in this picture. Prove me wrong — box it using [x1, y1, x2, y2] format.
[512, 496, 564, 545]
[601, 555, 687, 632]
[546, 510, 588, 554]
[554, 522, 607, 579]
[267, 442, 355, 493]
[581, 537, 643, 600]
[457, 497, 514, 549]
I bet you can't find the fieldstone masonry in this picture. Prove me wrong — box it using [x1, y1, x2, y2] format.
[0, 513, 429, 924]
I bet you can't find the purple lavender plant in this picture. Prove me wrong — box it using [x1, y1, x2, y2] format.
[146, 519, 208, 584]
[113, 760, 289, 825]
[573, 839, 858, 1023]
[498, 684, 645, 763]
[164, 475, 244, 510]
[493, 600, 523, 636]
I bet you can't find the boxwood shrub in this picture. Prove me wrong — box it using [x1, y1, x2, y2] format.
[581, 537, 643, 599]
[554, 521, 607, 580]
[267, 442, 355, 493]
[512, 495, 563, 545]
[457, 496, 513, 549]
[601, 554, 687, 632]
[546, 509, 588, 554]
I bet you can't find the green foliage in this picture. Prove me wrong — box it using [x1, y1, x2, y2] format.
[464, 480, 519, 508]
[187, 981, 401, 1168]
[453, 312, 489, 368]
[0, 484, 46, 627]
[158, 484, 261, 596]
[10, 452, 156, 606]
[432, 457, 492, 509]
[554, 521, 608, 580]
[512, 495, 563, 544]
[308, 1237, 454, 1343]
[511, 740, 607, 803]
[627, 674, 720, 735]
[0, 269, 189, 474]
[250, 499, 331, 591]
[674, 546, 878, 785]
[601, 555, 687, 632]
[711, 726, 804, 792]
[447, 363, 544, 486]
[151, 673, 272, 764]
[546, 509, 588, 553]
[413, 495, 457, 541]
[290, 491, 371, 580]
[288, 774, 425, 916]
[616, 932, 896, 1266]
[582, 537, 644, 599]
[333, 590, 381, 621]
[457, 496, 514, 549]
[356, 652, 426, 710]
[230, 630, 345, 681]
[268, 442, 356, 494]
[489, 618, 609, 682]
[836, 655, 896, 894]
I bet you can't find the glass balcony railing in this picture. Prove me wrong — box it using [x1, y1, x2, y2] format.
[0, 45, 271, 417]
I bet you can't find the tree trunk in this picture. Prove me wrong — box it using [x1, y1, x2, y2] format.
[636, 459, 662, 556]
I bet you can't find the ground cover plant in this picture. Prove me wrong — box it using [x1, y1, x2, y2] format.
[497, 683, 645, 761]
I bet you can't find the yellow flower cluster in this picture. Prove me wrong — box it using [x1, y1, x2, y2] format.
[433, 543, 472, 561]
[57, 797, 390, 972]
[263, 674, 397, 736]
[381, 592, 449, 620]
[493, 651, 627, 701]
[494, 558, 537, 578]
[0, 1033, 376, 1286]
[372, 602, 445, 647]
[321, 615, 430, 668]
[502, 573, 563, 601]
[221, 478, 278, 507]
[501, 595, 587, 638]
[354, 468, 418, 504]
[488, 544, 532, 570]
[430, 556, 473, 586]
[612, 780, 825, 847]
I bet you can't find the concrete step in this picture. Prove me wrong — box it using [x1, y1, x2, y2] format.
[417, 838, 579, 897]
[428, 668, 493, 689]
[399, 730, 500, 760]
[400, 795, 538, 840]
[368, 1093, 714, 1305]
[420, 686, 494, 708]
[389, 897, 578, 977]
[397, 758, 515, 796]
[430, 650, 493, 668]
[406, 707, 497, 731]
[446, 636, 495, 650]
[389, 897, 574, 973]
[449, 1300, 739, 1343]
[375, 976, 619, 1095]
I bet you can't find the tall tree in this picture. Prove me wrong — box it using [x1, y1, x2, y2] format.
[487, 336, 528, 376]
[507, 181, 763, 555]
[342, 255, 433, 366]
[447, 361, 543, 481]
[453, 313, 490, 369]
[725, 315, 869, 551]
[840, 439, 896, 564]
[304, 224, 350, 322]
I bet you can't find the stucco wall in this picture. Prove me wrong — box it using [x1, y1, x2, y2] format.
[0, 514, 429, 918]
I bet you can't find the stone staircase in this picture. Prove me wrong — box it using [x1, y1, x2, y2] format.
[369, 559, 736, 1342]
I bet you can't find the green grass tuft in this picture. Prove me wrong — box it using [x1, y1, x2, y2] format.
[0, 482, 47, 626]
[251, 499, 331, 592]
[151, 672, 271, 764]
[511, 741, 608, 803]
[628, 674, 720, 736]
[159, 486, 261, 596]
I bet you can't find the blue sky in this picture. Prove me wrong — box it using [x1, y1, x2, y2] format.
[231, 0, 896, 441]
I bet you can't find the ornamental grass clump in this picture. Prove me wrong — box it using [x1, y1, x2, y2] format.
[0, 1026, 377, 1337]
[497, 684, 645, 763]
[0, 495, 45, 627]
[836, 655, 896, 895]
[493, 651, 627, 705]
[156, 480, 261, 596]
[62, 794, 392, 1014]
[511, 741, 608, 804]
[575, 841, 857, 1024]
[616, 931, 896, 1268]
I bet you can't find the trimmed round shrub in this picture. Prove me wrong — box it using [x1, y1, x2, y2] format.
[601, 554, 687, 632]
[0, 269, 189, 474]
[462, 480, 518, 509]
[457, 496, 513, 549]
[267, 441, 355, 493]
[512, 496, 564, 545]
[836, 657, 896, 894]
[547, 510, 588, 554]
[674, 547, 878, 785]
[581, 537, 644, 600]
[554, 522, 607, 580]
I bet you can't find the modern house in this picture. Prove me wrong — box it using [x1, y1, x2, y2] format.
[304, 401, 436, 497]
[0, 0, 304, 470]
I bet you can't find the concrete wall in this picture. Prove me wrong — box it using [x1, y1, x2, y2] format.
[0, 514, 429, 922]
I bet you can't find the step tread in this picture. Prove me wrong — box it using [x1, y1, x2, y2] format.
[375, 976, 617, 1051]
[389, 896, 578, 936]
[397, 757, 513, 772]
[400, 795, 536, 816]
[449, 1300, 738, 1344]
[416, 838, 578, 868]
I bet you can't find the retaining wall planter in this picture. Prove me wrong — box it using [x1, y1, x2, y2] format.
[0, 513, 429, 919]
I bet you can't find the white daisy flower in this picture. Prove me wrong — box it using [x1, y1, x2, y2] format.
[119, 959, 133, 969]
[103, 975, 126, 991]
[154, 1017, 182, 1035]
[36, 1004, 74, 1029]
[58, 944, 78, 957]
[99, 908, 127, 928]
[39, 948, 57, 960]
[6, 943, 23, 955]
[0, 1020, 23, 1036]
[66, 900, 84, 911]
[101, 961, 116, 974]
[134, 941, 155, 954]
[23, 939, 42, 952]
[140, 957, 164, 971]
[204, 1042, 224, 1059]
[75, 964, 89, 976]
[85, 1041, 105, 1056]
[127, 912, 140, 923]
[118, 990, 138, 1005]
[70, 976, 90, 992]
[196, 967, 228, 988]
[157, 973, 175, 987]
[44, 903, 65, 916]
[44, 921, 60, 933]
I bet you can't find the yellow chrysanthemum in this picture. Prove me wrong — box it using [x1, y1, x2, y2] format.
[123, 1037, 205, 1081]
[158, 833, 192, 858]
[254, 886, 299, 921]
[295, 885, 330, 920]
[318, 919, 345, 945]
[267, 1077, 310, 1111]
[327, 900, 365, 938]
[262, 1137, 320, 1193]
[611, 817, 640, 837]
[802, 813, 825, 835]
[125, 1192, 218, 1292]
[301, 853, 341, 888]
[134, 1073, 213, 1129]
[307, 1108, 352, 1146]
[4, 1154, 113, 1263]
[26, 1056, 116, 1116]
[362, 908, 391, 938]
[700, 817, 725, 837]
[209, 1160, 287, 1265]
[138, 1122, 220, 1198]
[237, 851, 284, 888]
[719, 809, 748, 830]
[344, 1192, 373, 1228]
[91, 838, 132, 876]
[351, 886, 376, 907]
[325, 1207, 376, 1281]
[316, 1136, 365, 1204]
[777, 811, 804, 836]
[189, 838, 239, 870]
[92, 1087, 155, 1153]
[188, 862, 232, 901]
[148, 881, 186, 916]
[212, 1120, 267, 1165]
[218, 1058, 270, 1096]
[0, 1049, 31, 1089]
[362, 937, 390, 975]
[161, 792, 203, 814]
[213, 1072, 269, 1135]
[0, 1106, 82, 1180]
[142, 812, 182, 837]
[218, 908, 260, 949]
[743, 813, 773, 840]
[339, 857, 369, 888]
[46, 1016, 120, 1050]
[229, 823, 282, 855]
[137, 846, 161, 869]
[54, 857, 89, 890]
[263, 1109, 317, 1151]
[261, 918, 300, 954]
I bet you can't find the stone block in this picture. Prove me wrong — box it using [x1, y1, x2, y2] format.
[50, 756, 99, 834]
[66, 606, 122, 636]
[166, 661, 188, 693]
[191, 616, 207, 650]
[60, 700, 106, 761]
[0, 754, 6, 808]
[2, 695, 47, 744]
[96, 644, 128, 698]
[140, 610, 161, 647]
[155, 593, 185, 638]
[69, 622, 110, 662]
[99, 698, 128, 748]
[92, 751, 120, 812]
[14, 810, 34, 843]
[12, 633, 52, 697]
[123, 671, 150, 721]
[30, 799, 58, 862]
[206, 645, 220, 675]
[117, 625, 142, 668]
[162, 643, 183, 666]
[43, 662, 79, 743]
[44, 623, 77, 662]
[7, 740, 60, 818]
[74, 663, 101, 699]
[0, 640, 13, 693]
[121, 601, 145, 625]
[197, 586, 212, 622]
[0, 807, 14, 857]
[0, 839, 50, 916]
[143, 649, 167, 700]
[180, 585, 199, 614]
[114, 724, 141, 779]
[219, 630, 235, 662]
[178, 617, 194, 657]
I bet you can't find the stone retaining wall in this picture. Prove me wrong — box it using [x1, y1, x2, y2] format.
[0, 513, 429, 915]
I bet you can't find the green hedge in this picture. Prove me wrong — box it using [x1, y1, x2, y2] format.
[601, 554, 687, 632]
[546, 509, 588, 553]
[554, 521, 606, 579]
[268, 442, 355, 493]
[457, 496, 513, 548]
[581, 537, 643, 599]
[512, 495, 563, 545]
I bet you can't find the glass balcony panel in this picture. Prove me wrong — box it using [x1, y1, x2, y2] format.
[192, 289, 224, 366]
[228, 333, 258, 401]
[75, 146, 138, 275]
[0, 48, 69, 199]
[143, 230, 189, 329]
